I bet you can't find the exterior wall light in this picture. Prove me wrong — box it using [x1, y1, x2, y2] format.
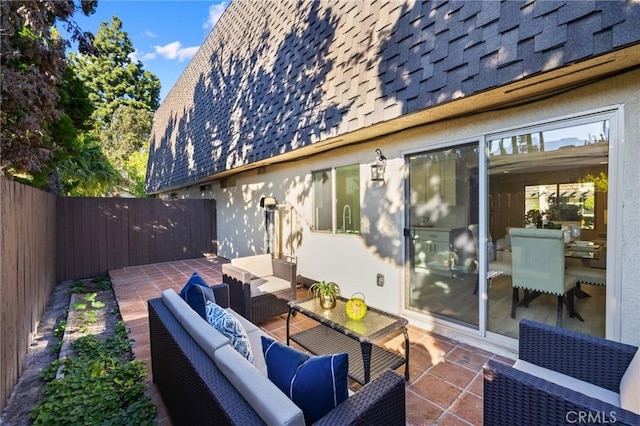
[371, 149, 387, 182]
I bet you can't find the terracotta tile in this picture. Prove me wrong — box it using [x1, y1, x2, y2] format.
[406, 389, 443, 425]
[467, 373, 483, 397]
[436, 412, 474, 426]
[450, 392, 483, 425]
[411, 374, 460, 409]
[446, 347, 491, 373]
[458, 343, 494, 359]
[429, 361, 476, 389]
[409, 345, 436, 371]
[260, 316, 287, 331]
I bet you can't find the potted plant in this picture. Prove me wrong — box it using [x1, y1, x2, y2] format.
[308, 281, 341, 309]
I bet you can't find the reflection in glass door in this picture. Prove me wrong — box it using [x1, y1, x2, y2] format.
[405, 143, 479, 328]
[486, 119, 609, 339]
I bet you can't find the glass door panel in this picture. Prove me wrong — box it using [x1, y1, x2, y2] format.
[486, 120, 609, 339]
[405, 143, 479, 328]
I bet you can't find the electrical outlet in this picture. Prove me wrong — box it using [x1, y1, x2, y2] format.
[376, 273, 384, 287]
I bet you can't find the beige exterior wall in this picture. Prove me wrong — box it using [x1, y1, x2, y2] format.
[171, 69, 640, 348]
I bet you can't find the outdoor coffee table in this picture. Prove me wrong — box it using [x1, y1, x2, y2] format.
[286, 296, 409, 385]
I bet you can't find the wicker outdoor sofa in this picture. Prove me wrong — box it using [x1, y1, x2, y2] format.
[484, 319, 640, 426]
[148, 282, 406, 425]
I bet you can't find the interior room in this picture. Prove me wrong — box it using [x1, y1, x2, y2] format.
[407, 119, 609, 340]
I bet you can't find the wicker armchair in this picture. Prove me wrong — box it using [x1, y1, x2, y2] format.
[222, 254, 297, 324]
[484, 320, 640, 426]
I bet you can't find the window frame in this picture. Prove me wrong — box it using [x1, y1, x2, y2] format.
[311, 164, 361, 235]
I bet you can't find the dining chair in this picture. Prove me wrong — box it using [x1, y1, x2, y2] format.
[509, 228, 578, 327]
[468, 224, 512, 295]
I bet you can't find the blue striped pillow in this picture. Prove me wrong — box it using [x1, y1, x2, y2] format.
[262, 336, 348, 424]
[206, 301, 254, 363]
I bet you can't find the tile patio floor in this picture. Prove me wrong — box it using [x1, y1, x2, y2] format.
[109, 256, 514, 426]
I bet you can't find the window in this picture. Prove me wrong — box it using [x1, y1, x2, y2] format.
[312, 165, 361, 234]
[312, 170, 332, 232]
[525, 182, 596, 229]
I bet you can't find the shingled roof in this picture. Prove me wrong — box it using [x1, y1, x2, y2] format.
[146, 0, 640, 194]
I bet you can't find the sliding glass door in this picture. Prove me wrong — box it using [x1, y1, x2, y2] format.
[404, 143, 480, 328]
[486, 118, 610, 339]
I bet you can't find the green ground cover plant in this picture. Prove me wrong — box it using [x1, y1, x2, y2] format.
[30, 277, 156, 425]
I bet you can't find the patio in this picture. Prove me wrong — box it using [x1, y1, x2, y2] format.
[110, 255, 514, 425]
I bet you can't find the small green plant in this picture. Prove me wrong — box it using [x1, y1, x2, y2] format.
[53, 320, 67, 338]
[32, 326, 155, 424]
[92, 275, 112, 291]
[73, 293, 106, 332]
[70, 280, 84, 294]
[308, 281, 341, 298]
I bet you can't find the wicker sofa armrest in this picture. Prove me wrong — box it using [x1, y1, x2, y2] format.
[315, 370, 406, 425]
[210, 283, 230, 308]
[484, 359, 640, 426]
[518, 319, 637, 391]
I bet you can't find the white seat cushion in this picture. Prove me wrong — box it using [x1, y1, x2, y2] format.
[620, 349, 640, 414]
[250, 276, 291, 297]
[514, 359, 620, 408]
[214, 345, 305, 426]
[565, 266, 606, 286]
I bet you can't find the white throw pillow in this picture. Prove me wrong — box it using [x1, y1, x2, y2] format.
[206, 301, 254, 363]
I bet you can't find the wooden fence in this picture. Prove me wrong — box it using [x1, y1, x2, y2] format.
[1, 180, 217, 412]
[1, 180, 57, 414]
[56, 197, 217, 281]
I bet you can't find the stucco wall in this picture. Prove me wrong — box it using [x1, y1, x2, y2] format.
[174, 69, 640, 346]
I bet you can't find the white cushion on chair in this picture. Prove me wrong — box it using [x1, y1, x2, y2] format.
[514, 359, 620, 408]
[565, 266, 606, 286]
[232, 254, 273, 278]
[620, 349, 640, 414]
[250, 276, 291, 297]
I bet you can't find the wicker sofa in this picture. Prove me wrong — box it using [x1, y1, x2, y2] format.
[484, 319, 640, 426]
[222, 254, 297, 324]
[148, 283, 406, 425]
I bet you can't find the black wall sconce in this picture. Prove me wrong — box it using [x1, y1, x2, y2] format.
[370, 149, 387, 182]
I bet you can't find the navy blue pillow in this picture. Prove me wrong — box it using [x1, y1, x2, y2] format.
[179, 272, 215, 319]
[261, 336, 349, 424]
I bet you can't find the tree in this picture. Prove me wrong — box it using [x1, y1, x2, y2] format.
[100, 105, 154, 197]
[71, 17, 160, 129]
[0, 0, 97, 177]
[70, 17, 161, 196]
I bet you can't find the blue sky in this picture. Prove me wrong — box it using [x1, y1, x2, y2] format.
[64, 0, 229, 102]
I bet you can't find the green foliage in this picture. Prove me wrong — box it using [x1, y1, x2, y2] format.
[71, 17, 160, 128]
[1, 1, 97, 177]
[308, 281, 341, 298]
[53, 320, 67, 338]
[32, 293, 155, 425]
[31, 333, 156, 425]
[69, 16, 160, 196]
[71, 280, 85, 293]
[93, 275, 113, 291]
[40, 360, 61, 382]
[578, 172, 608, 193]
[57, 133, 121, 196]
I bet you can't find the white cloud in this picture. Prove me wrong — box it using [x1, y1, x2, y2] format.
[203, 2, 229, 30]
[144, 30, 158, 38]
[154, 41, 199, 62]
[129, 49, 157, 64]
